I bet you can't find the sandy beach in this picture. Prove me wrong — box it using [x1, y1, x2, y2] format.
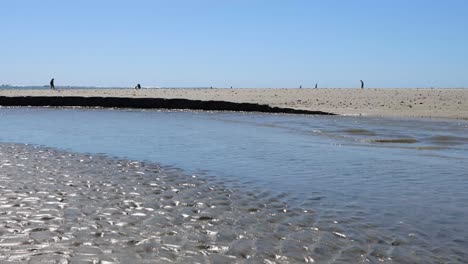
[0, 88, 467, 119]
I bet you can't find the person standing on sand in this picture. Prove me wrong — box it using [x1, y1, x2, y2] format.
[315, 83, 317, 89]
[135, 84, 141, 89]
[50, 78, 55, 90]
[360, 80, 364, 89]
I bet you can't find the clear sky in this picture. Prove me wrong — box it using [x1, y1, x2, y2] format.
[1, 0, 467, 88]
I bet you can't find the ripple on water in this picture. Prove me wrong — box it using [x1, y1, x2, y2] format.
[341, 128, 377, 136]
[0, 143, 465, 263]
[427, 135, 468, 146]
[368, 138, 418, 144]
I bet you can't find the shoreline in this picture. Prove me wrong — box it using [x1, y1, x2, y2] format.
[0, 96, 334, 115]
[0, 88, 467, 119]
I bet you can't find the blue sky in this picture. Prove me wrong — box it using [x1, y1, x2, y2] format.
[1, 0, 467, 88]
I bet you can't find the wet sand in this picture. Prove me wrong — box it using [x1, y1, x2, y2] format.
[1, 143, 456, 263]
[0, 88, 467, 119]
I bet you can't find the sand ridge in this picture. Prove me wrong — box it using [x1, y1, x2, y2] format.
[0, 88, 466, 119]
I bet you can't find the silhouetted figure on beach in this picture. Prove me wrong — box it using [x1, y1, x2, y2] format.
[50, 78, 55, 90]
[360, 80, 364, 89]
[315, 83, 318, 89]
[135, 84, 141, 89]
[230, 86, 233, 89]
[299, 85, 302, 89]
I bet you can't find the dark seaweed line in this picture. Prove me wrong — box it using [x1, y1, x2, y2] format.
[0, 96, 336, 115]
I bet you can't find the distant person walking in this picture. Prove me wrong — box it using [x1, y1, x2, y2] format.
[135, 83, 141, 89]
[50, 78, 55, 90]
[360, 80, 364, 89]
[315, 83, 317, 89]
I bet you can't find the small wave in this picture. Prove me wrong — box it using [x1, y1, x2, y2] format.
[428, 135, 468, 145]
[369, 138, 417, 144]
[416, 146, 447, 150]
[342, 129, 377, 136]
[429, 135, 465, 141]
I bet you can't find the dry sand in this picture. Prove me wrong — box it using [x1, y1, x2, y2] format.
[1, 88, 467, 119]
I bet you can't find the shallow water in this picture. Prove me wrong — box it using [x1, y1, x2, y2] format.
[0, 107, 467, 263]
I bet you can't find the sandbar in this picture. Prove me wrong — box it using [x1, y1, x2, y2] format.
[0, 88, 466, 119]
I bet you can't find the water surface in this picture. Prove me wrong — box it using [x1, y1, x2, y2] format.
[0, 107, 467, 263]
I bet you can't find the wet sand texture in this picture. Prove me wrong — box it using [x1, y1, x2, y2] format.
[0, 143, 454, 263]
[0, 88, 467, 119]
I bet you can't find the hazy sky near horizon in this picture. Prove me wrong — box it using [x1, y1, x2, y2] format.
[2, 0, 467, 88]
